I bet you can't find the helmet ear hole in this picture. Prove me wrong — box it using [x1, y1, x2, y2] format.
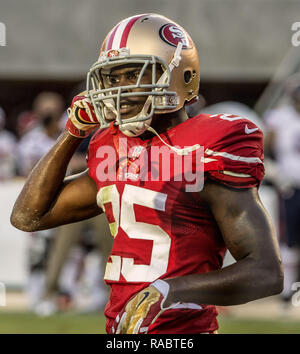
[184, 70, 192, 84]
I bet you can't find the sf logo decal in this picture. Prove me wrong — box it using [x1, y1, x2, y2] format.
[159, 23, 191, 49]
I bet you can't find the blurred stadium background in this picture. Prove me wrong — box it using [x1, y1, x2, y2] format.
[1, 0, 300, 334]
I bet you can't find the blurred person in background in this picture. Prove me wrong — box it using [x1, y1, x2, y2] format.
[18, 92, 65, 176]
[264, 77, 300, 308]
[16, 91, 65, 139]
[37, 213, 113, 316]
[17, 92, 65, 311]
[0, 107, 18, 180]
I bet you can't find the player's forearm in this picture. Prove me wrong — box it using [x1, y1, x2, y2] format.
[164, 257, 283, 306]
[171, 183, 284, 307]
[11, 131, 82, 231]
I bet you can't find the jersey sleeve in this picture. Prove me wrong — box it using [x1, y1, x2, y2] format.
[203, 114, 265, 189]
[86, 128, 105, 181]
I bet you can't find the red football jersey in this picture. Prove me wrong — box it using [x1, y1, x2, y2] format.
[87, 113, 264, 333]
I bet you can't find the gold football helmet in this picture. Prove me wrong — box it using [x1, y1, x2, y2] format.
[86, 13, 200, 136]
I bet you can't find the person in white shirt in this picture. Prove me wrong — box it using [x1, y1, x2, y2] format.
[17, 92, 64, 176]
[264, 82, 300, 306]
[16, 92, 64, 311]
[0, 107, 17, 180]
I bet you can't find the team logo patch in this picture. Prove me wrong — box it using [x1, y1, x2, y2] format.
[107, 49, 120, 58]
[159, 23, 191, 49]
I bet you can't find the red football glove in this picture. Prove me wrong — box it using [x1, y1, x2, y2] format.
[66, 92, 100, 138]
[111, 279, 181, 334]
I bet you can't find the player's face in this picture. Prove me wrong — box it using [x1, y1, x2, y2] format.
[100, 64, 162, 119]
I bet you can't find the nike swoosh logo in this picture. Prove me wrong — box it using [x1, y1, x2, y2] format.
[136, 291, 150, 309]
[245, 124, 259, 134]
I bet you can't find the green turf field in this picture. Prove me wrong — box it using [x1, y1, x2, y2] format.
[0, 312, 300, 334]
[218, 316, 300, 334]
[0, 312, 107, 334]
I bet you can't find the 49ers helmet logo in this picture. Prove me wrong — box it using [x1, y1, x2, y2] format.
[159, 23, 191, 49]
[107, 49, 120, 58]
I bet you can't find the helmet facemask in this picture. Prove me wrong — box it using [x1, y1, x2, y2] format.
[86, 44, 183, 136]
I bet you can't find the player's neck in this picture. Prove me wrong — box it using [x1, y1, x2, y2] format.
[139, 108, 188, 140]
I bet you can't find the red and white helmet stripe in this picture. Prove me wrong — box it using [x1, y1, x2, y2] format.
[106, 14, 145, 51]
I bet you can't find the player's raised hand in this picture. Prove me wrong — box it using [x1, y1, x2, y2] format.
[112, 280, 180, 334]
[66, 92, 100, 138]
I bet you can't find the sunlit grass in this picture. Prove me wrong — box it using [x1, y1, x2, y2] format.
[1, 311, 300, 334]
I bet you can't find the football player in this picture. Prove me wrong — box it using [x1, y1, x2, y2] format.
[11, 14, 283, 334]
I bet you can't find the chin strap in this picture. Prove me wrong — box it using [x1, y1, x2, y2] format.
[145, 124, 201, 156]
[168, 41, 183, 71]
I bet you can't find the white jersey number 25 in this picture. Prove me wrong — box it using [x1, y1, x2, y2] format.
[97, 184, 171, 282]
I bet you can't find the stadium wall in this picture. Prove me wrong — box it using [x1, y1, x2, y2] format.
[0, 0, 299, 80]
